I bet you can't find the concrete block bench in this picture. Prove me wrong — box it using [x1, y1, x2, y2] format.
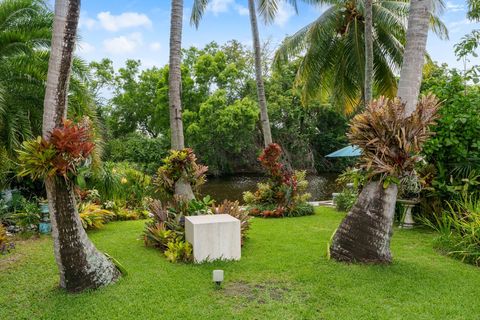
[185, 214, 241, 263]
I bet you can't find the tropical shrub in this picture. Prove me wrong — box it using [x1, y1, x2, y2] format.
[243, 144, 313, 218]
[0, 224, 14, 255]
[154, 148, 208, 200]
[423, 196, 480, 266]
[143, 198, 195, 263]
[12, 200, 41, 231]
[79, 202, 115, 230]
[91, 162, 153, 209]
[215, 200, 251, 245]
[164, 239, 193, 263]
[17, 119, 95, 180]
[335, 189, 358, 212]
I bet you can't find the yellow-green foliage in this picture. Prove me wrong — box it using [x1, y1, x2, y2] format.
[0, 224, 7, 247]
[79, 203, 115, 230]
[164, 239, 193, 263]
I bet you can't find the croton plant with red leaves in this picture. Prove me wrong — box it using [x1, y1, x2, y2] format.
[244, 143, 313, 218]
[17, 118, 95, 180]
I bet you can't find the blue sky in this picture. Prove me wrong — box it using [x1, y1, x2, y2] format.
[73, 0, 480, 70]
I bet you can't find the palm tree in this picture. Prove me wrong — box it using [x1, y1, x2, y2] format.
[329, 0, 436, 264]
[397, 0, 433, 115]
[364, 0, 373, 104]
[274, 0, 446, 113]
[248, 0, 273, 146]
[43, 0, 120, 292]
[190, 0, 298, 146]
[169, 0, 195, 199]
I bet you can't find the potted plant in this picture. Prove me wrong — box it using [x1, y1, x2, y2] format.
[397, 173, 423, 229]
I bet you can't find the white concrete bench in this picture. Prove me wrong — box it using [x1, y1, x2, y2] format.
[185, 214, 241, 263]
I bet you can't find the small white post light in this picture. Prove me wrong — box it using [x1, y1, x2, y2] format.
[212, 270, 224, 288]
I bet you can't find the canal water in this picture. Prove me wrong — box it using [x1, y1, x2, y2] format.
[201, 173, 340, 203]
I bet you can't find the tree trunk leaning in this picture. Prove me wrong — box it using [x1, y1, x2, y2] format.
[248, 0, 273, 147]
[397, 0, 432, 116]
[330, 181, 398, 263]
[364, 0, 374, 104]
[43, 0, 120, 292]
[46, 177, 121, 291]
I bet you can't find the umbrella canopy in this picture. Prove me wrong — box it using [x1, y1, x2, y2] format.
[325, 145, 362, 158]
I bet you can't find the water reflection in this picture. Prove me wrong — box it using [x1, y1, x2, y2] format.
[201, 173, 340, 203]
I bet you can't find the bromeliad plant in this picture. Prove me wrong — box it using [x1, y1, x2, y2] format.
[154, 148, 208, 200]
[243, 144, 313, 218]
[17, 119, 95, 181]
[348, 94, 440, 183]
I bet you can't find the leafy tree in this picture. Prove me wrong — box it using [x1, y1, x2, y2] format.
[184, 90, 259, 175]
[422, 64, 480, 168]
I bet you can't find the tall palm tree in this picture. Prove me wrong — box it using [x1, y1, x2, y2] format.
[191, 0, 298, 146]
[274, 0, 446, 113]
[248, 0, 273, 146]
[397, 0, 433, 115]
[364, 0, 373, 104]
[169, 0, 194, 199]
[329, 0, 435, 264]
[43, 0, 120, 292]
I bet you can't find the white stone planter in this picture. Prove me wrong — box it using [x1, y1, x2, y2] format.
[185, 214, 241, 263]
[397, 199, 419, 229]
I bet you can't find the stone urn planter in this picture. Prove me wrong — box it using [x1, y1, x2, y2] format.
[397, 198, 420, 229]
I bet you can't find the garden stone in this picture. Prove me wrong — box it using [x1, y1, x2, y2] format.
[185, 214, 241, 263]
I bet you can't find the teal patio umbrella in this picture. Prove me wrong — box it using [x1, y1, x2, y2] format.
[325, 145, 361, 158]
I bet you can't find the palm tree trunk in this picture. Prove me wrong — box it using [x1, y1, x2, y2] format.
[248, 0, 273, 147]
[397, 0, 432, 116]
[169, 0, 194, 200]
[330, 181, 398, 263]
[364, 0, 374, 104]
[330, 0, 432, 264]
[42, 0, 120, 292]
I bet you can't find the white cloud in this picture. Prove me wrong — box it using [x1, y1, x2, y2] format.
[79, 16, 96, 30]
[235, 4, 249, 16]
[207, 0, 234, 15]
[97, 11, 152, 32]
[76, 42, 95, 54]
[274, 2, 295, 27]
[445, 1, 465, 12]
[103, 32, 143, 54]
[149, 42, 161, 52]
[448, 18, 473, 32]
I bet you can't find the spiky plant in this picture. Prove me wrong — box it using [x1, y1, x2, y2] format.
[349, 94, 440, 180]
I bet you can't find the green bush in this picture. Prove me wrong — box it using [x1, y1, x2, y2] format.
[335, 189, 357, 212]
[423, 196, 480, 266]
[105, 134, 169, 175]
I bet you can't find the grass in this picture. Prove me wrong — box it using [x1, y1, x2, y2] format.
[1, 207, 479, 320]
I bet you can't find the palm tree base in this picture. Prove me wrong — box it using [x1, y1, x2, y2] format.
[46, 177, 121, 292]
[330, 181, 398, 264]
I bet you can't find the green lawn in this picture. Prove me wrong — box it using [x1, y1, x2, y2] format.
[1, 207, 479, 320]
